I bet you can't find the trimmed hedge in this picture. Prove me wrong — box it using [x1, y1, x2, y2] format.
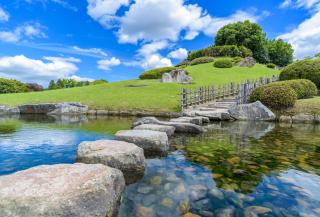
[260, 86, 297, 109]
[187, 45, 252, 61]
[139, 67, 176, 79]
[175, 60, 190, 68]
[266, 63, 276, 69]
[280, 59, 320, 88]
[232, 56, 243, 64]
[0, 78, 28, 94]
[213, 58, 233, 68]
[190, 57, 215, 65]
[249, 79, 317, 102]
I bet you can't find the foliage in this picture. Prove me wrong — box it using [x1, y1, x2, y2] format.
[250, 79, 317, 102]
[260, 86, 297, 109]
[190, 57, 215, 65]
[27, 83, 44, 92]
[187, 45, 252, 61]
[213, 58, 233, 68]
[267, 39, 294, 67]
[139, 67, 176, 79]
[90, 79, 108, 85]
[48, 79, 91, 90]
[279, 59, 320, 88]
[48, 80, 56, 90]
[0, 120, 21, 134]
[266, 63, 276, 69]
[215, 20, 269, 63]
[0, 78, 28, 94]
[232, 56, 243, 64]
[175, 60, 190, 67]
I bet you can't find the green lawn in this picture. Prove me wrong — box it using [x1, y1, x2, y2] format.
[0, 63, 278, 112]
[285, 96, 320, 115]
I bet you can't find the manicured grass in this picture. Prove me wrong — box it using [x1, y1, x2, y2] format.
[285, 96, 320, 115]
[0, 63, 278, 112]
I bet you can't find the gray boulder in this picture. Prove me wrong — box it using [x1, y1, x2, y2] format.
[195, 109, 232, 121]
[161, 69, 192, 84]
[236, 57, 256, 67]
[0, 105, 19, 115]
[115, 130, 169, 153]
[161, 73, 173, 83]
[170, 116, 209, 125]
[292, 113, 314, 124]
[77, 140, 145, 184]
[228, 101, 276, 121]
[134, 124, 175, 136]
[133, 117, 203, 134]
[0, 163, 125, 217]
[18, 102, 88, 115]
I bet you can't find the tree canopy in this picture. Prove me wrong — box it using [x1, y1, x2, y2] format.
[267, 39, 294, 67]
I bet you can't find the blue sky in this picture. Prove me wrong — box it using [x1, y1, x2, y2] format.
[0, 0, 319, 86]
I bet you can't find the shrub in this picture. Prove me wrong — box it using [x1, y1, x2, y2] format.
[0, 78, 28, 94]
[139, 67, 176, 79]
[190, 57, 215, 65]
[232, 56, 243, 64]
[91, 79, 108, 85]
[280, 59, 320, 88]
[213, 58, 233, 68]
[260, 86, 297, 109]
[187, 45, 252, 61]
[266, 63, 276, 69]
[27, 83, 44, 92]
[175, 60, 190, 67]
[249, 79, 317, 102]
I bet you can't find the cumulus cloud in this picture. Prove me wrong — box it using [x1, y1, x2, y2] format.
[168, 48, 188, 60]
[0, 23, 46, 43]
[279, 11, 320, 58]
[0, 55, 81, 85]
[97, 57, 121, 70]
[0, 7, 9, 22]
[69, 75, 94, 82]
[87, 0, 130, 28]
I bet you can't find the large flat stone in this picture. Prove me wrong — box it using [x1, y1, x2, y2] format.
[134, 124, 175, 136]
[0, 105, 19, 115]
[18, 102, 88, 115]
[115, 130, 169, 153]
[0, 163, 125, 217]
[228, 101, 276, 121]
[170, 116, 209, 125]
[133, 117, 204, 134]
[195, 109, 231, 121]
[77, 140, 145, 184]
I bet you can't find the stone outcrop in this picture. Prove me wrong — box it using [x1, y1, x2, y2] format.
[228, 101, 276, 121]
[133, 117, 204, 134]
[0, 105, 20, 115]
[236, 57, 256, 67]
[77, 140, 145, 184]
[134, 124, 176, 136]
[18, 102, 88, 115]
[0, 163, 125, 217]
[115, 130, 169, 153]
[161, 69, 192, 84]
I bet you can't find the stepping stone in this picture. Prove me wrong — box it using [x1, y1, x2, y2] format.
[133, 117, 204, 134]
[170, 116, 209, 125]
[195, 109, 231, 121]
[134, 124, 175, 136]
[77, 140, 146, 184]
[115, 130, 169, 153]
[0, 163, 125, 217]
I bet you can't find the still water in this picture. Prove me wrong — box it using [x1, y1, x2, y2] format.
[0, 115, 319, 217]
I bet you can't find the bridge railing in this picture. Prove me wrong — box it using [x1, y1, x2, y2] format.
[180, 75, 279, 111]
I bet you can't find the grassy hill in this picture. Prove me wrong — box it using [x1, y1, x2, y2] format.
[0, 63, 278, 112]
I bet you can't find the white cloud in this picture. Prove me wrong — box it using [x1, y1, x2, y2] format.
[138, 41, 169, 56]
[280, 0, 320, 10]
[0, 23, 46, 43]
[279, 11, 320, 58]
[0, 55, 81, 85]
[168, 48, 188, 60]
[87, 0, 130, 28]
[69, 75, 94, 82]
[140, 54, 172, 69]
[26, 0, 78, 11]
[97, 57, 121, 70]
[72, 46, 108, 57]
[0, 7, 9, 22]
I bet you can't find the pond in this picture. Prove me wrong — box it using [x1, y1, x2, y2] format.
[0, 115, 320, 217]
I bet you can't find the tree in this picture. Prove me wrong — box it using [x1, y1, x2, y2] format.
[267, 39, 294, 67]
[48, 80, 56, 90]
[215, 20, 269, 63]
[56, 79, 65, 89]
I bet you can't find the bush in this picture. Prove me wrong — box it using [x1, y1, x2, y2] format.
[27, 83, 44, 92]
[260, 86, 297, 109]
[139, 67, 176, 79]
[232, 56, 243, 64]
[175, 60, 190, 67]
[266, 63, 276, 69]
[213, 58, 233, 68]
[190, 57, 215, 65]
[91, 79, 108, 85]
[0, 78, 28, 94]
[249, 79, 317, 102]
[187, 45, 252, 61]
[280, 59, 320, 88]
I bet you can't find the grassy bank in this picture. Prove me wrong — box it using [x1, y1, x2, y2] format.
[285, 96, 320, 115]
[0, 63, 278, 112]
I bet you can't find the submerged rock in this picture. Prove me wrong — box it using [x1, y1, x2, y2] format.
[115, 130, 169, 153]
[134, 124, 175, 136]
[228, 101, 276, 121]
[244, 206, 272, 217]
[77, 140, 145, 184]
[0, 163, 125, 217]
